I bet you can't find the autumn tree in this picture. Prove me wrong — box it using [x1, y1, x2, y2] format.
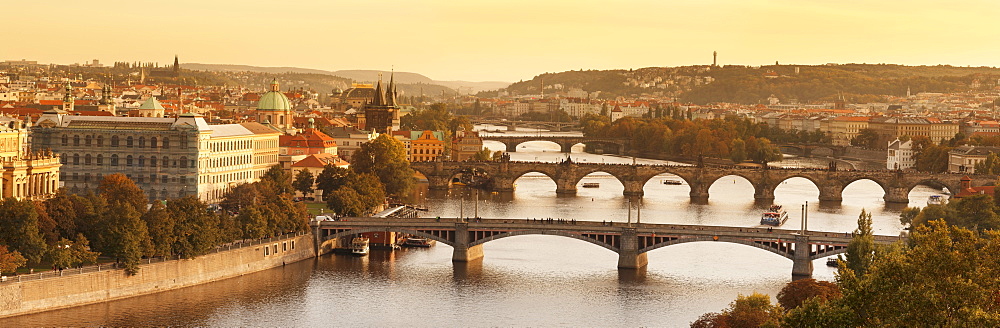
[97, 173, 147, 211]
[776, 278, 841, 310]
[168, 196, 220, 258]
[102, 202, 152, 274]
[45, 235, 99, 270]
[351, 133, 415, 197]
[850, 128, 879, 148]
[325, 172, 386, 217]
[261, 164, 294, 195]
[315, 165, 351, 197]
[0, 245, 27, 274]
[845, 209, 876, 276]
[142, 201, 177, 257]
[44, 189, 78, 240]
[729, 138, 747, 163]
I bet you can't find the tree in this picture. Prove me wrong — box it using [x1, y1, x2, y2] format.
[97, 173, 147, 211]
[845, 209, 876, 276]
[315, 165, 351, 197]
[898, 206, 921, 228]
[730, 138, 747, 163]
[0, 198, 48, 265]
[0, 245, 26, 274]
[261, 165, 294, 195]
[325, 173, 386, 217]
[292, 169, 315, 197]
[471, 148, 495, 161]
[974, 152, 1000, 175]
[776, 278, 841, 310]
[45, 235, 98, 270]
[33, 201, 58, 244]
[351, 134, 415, 197]
[44, 189, 78, 240]
[102, 202, 152, 274]
[721, 293, 784, 327]
[851, 128, 879, 148]
[168, 196, 220, 258]
[142, 201, 176, 257]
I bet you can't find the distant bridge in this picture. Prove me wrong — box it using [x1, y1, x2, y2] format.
[479, 135, 630, 154]
[312, 217, 904, 278]
[411, 161, 994, 203]
[473, 119, 581, 132]
[776, 143, 848, 157]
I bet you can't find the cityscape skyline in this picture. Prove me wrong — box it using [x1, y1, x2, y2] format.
[6, 0, 1000, 82]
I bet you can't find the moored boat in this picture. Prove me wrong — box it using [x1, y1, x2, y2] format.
[760, 205, 789, 226]
[927, 195, 946, 205]
[662, 179, 683, 185]
[826, 258, 839, 267]
[582, 182, 600, 188]
[350, 237, 370, 256]
[402, 237, 435, 248]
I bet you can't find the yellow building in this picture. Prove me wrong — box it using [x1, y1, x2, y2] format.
[868, 117, 959, 149]
[822, 116, 869, 146]
[407, 130, 445, 162]
[0, 117, 61, 200]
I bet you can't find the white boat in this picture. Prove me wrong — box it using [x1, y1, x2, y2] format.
[927, 195, 947, 205]
[760, 205, 789, 226]
[582, 182, 600, 188]
[662, 179, 683, 185]
[350, 237, 370, 256]
[402, 237, 435, 248]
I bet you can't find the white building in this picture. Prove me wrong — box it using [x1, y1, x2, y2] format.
[886, 139, 915, 170]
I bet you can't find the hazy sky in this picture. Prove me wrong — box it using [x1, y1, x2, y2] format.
[6, 0, 999, 82]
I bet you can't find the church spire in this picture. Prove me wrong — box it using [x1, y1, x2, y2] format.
[371, 73, 386, 106]
[270, 78, 280, 92]
[386, 69, 397, 107]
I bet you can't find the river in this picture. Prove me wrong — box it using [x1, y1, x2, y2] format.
[1, 128, 944, 327]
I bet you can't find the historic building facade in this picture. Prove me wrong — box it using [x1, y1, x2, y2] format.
[32, 110, 279, 203]
[0, 117, 61, 200]
[255, 79, 295, 133]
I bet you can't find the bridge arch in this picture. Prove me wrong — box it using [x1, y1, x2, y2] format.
[705, 173, 758, 200]
[467, 229, 620, 253]
[639, 237, 794, 260]
[841, 177, 889, 198]
[570, 169, 628, 188]
[320, 228, 456, 247]
[906, 178, 954, 194]
[810, 247, 848, 261]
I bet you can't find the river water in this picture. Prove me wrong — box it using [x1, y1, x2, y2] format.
[2, 128, 944, 327]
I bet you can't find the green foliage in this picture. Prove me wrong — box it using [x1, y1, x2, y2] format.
[899, 206, 921, 227]
[351, 134, 415, 197]
[45, 235, 99, 270]
[102, 202, 152, 275]
[974, 153, 1000, 175]
[0, 198, 48, 265]
[913, 144, 953, 172]
[850, 128, 880, 148]
[325, 172, 386, 217]
[44, 190, 79, 240]
[729, 138, 747, 163]
[845, 209, 876, 276]
[293, 169, 315, 196]
[315, 165, 351, 197]
[142, 201, 176, 257]
[0, 245, 27, 274]
[167, 196, 220, 258]
[910, 194, 1000, 231]
[781, 297, 854, 328]
[33, 201, 58, 244]
[261, 165, 294, 195]
[517, 109, 573, 122]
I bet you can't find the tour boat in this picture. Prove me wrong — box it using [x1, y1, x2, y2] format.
[927, 195, 946, 205]
[826, 258, 839, 267]
[662, 179, 683, 185]
[350, 237, 370, 256]
[402, 237, 435, 248]
[582, 182, 600, 188]
[760, 205, 789, 226]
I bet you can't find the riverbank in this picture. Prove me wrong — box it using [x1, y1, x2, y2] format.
[0, 232, 314, 318]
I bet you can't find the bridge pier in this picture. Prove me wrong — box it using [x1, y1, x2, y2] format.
[617, 228, 648, 269]
[491, 177, 516, 192]
[884, 187, 909, 204]
[622, 180, 645, 197]
[689, 182, 710, 202]
[791, 235, 813, 279]
[754, 186, 775, 202]
[559, 143, 573, 153]
[505, 143, 518, 152]
[555, 178, 577, 195]
[452, 223, 484, 262]
[818, 185, 844, 202]
[427, 174, 453, 190]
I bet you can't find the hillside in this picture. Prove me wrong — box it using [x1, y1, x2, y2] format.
[184, 63, 509, 94]
[500, 64, 1000, 104]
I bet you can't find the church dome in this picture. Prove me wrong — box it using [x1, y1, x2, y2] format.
[257, 79, 291, 111]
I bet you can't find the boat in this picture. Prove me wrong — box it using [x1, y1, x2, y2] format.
[826, 258, 839, 267]
[402, 237, 436, 248]
[760, 204, 789, 226]
[350, 237, 370, 256]
[927, 195, 947, 205]
[582, 182, 600, 188]
[662, 179, 683, 185]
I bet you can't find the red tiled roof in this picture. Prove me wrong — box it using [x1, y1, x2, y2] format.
[291, 153, 349, 168]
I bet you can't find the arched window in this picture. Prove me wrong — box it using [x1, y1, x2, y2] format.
[179, 156, 188, 168]
[111, 136, 119, 147]
[138, 156, 145, 167]
[138, 137, 146, 148]
[150, 156, 157, 167]
[97, 135, 104, 147]
[61, 135, 68, 146]
[97, 154, 103, 165]
[162, 138, 170, 149]
[73, 135, 80, 146]
[111, 154, 119, 166]
[126, 155, 133, 166]
[72, 154, 79, 165]
[180, 136, 188, 149]
[84, 154, 92, 165]
[126, 136, 133, 148]
[162, 156, 169, 167]
[85, 135, 92, 146]
[150, 137, 157, 148]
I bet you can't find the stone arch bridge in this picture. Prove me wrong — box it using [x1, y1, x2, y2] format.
[479, 135, 629, 154]
[411, 161, 995, 203]
[312, 217, 904, 278]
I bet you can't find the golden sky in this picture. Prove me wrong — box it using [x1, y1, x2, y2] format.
[6, 0, 999, 82]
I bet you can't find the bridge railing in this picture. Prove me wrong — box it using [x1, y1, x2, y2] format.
[0, 231, 310, 285]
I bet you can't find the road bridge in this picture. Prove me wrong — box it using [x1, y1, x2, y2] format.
[473, 120, 580, 132]
[312, 217, 904, 278]
[479, 135, 629, 154]
[411, 161, 994, 203]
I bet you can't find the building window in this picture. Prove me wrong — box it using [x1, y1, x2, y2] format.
[97, 154, 103, 165]
[161, 175, 167, 184]
[138, 137, 146, 148]
[126, 136, 133, 148]
[162, 156, 169, 167]
[61, 135, 68, 146]
[150, 137, 158, 148]
[111, 136, 119, 147]
[85, 135, 92, 146]
[72, 154, 79, 165]
[162, 138, 170, 149]
[150, 156, 157, 167]
[179, 156, 187, 168]
[97, 136, 104, 147]
[126, 155, 133, 166]
[85, 154, 92, 165]
[111, 154, 119, 166]
[138, 156, 145, 167]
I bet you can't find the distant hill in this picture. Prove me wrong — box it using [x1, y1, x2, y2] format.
[501, 64, 1000, 104]
[183, 63, 509, 94]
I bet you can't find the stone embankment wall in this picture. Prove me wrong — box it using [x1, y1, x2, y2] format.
[0, 233, 314, 318]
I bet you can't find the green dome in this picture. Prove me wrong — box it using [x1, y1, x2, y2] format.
[257, 91, 291, 111]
